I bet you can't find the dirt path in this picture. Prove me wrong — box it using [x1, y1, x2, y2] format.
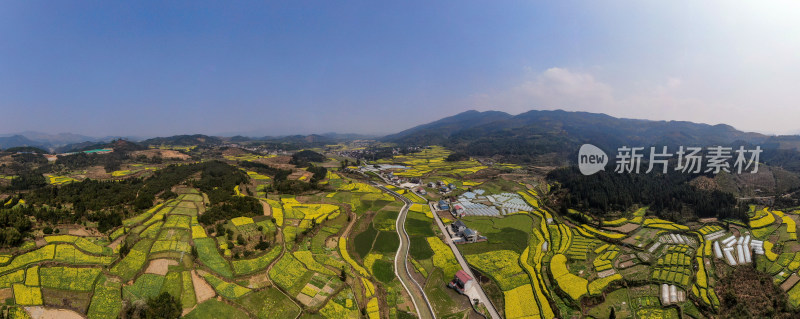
[259, 199, 272, 216]
[68, 227, 91, 236]
[261, 205, 303, 319]
[335, 203, 364, 313]
[340, 204, 357, 239]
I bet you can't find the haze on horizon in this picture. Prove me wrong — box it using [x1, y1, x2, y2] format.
[2, 1, 800, 138]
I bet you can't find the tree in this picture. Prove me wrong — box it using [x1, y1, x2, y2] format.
[119, 243, 130, 257]
[255, 240, 270, 251]
[145, 292, 181, 319]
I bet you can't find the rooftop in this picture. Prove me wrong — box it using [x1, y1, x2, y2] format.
[455, 270, 472, 283]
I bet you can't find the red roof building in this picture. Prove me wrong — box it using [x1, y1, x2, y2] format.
[448, 270, 474, 294]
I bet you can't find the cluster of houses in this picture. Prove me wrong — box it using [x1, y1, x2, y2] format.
[436, 198, 468, 218]
[362, 168, 423, 187]
[427, 181, 457, 194]
[448, 220, 486, 244]
[713, 234, 762, 266]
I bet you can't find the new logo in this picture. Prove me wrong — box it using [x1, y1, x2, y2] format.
[578, 144, 608, 175]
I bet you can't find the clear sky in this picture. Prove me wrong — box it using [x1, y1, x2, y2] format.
[2, 1, 800, 137]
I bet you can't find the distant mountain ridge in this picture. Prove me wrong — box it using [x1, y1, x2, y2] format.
[140, 134, 223, 146]
[0, 135, 44, 149]
[383, 110, 513, 145]
[382, 109, 800, 166]
[5, 110, 800, 168]
[0, 131, 143, 151]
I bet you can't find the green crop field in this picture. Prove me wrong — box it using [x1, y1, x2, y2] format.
[353, 223, 378, 258]
[123, 273, 165, 301]
[110, 239, 152, 281]
[234, 288, 301, 319]
[269, 253, 313, 295]
[195, 237, 233, 278]
[40, 266, 101, 291]
[202, 272, 251, 299]
[409, 236, 434, 260]
[373, 259, 394, 283]
[232, 246, 281, 275]
[4, 139, 798, 319]
[184, 299, 250, 319]
[372, 231, 400, 254]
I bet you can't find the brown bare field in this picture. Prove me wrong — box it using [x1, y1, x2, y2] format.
[289, 171, 312, 181]
[131, 149, 190, 160]
[296, 292, 314, 306]
[85, 166, 110, 179]
[246, 272, 271, 289]
[260, 156, 294, 169]
[0, 288, 12, 300]
[108, 235, 125, 250]
[221, 148, 246, 157]
[191, 270, 215, 303]
[24, 307, 84, 319]
[64, 225, 99, 237]
[325, 237, 338, 249]
[145, 259, 178, 276]
[606, 223, 640, 233]
[781, 273, 800, 291]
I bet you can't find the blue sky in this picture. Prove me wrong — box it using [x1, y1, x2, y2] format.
[2, 1, 800, 137]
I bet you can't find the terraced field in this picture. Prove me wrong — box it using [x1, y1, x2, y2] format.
[4, 144, 800, 319]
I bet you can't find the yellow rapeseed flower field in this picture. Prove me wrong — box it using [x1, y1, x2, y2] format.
[550, 254, 588, 300]
[13, 284, 42, 306]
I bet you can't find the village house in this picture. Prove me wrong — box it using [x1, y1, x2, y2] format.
[448, 270, 475, 294]
[449, 220, 486, 244]
[438, 200, 450, 211]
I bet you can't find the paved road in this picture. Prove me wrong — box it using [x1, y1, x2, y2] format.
[428, 202, 502, 319]
[377, 185, 437, 319]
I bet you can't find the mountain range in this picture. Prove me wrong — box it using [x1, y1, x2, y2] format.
[383, 110, 800, 166]
[5, 109, 800, 169]
[0, 132, 141, 151]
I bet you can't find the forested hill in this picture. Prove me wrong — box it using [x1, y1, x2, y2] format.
[382, 109, 800, 168]
[140, 134, 223, 146]
[382, 110, 513, 146]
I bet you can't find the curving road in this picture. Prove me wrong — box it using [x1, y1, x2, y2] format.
[377, 184, 437, 319]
